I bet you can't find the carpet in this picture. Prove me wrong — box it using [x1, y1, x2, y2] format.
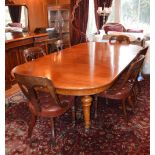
[5, 76, 150, 155]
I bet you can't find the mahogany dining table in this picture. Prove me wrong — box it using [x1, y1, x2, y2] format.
[11, 42, 142, 131]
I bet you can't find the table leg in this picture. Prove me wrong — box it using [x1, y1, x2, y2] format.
[81, 95, 92, 131]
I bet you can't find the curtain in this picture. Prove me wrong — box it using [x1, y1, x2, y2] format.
[94, 0, 113, 30]
[70, 0, 89, 45]
[8, 5, 22, 23]
[86, 0, 98, 41]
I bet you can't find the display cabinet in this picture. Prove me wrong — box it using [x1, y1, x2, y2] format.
[48, 4, 71, 50]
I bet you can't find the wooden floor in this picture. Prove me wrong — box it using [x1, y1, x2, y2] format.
[5, 84, 20, 98]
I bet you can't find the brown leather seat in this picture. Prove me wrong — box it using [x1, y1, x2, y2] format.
[14, 73, 75, 144]
[94, 55, 145, 119]
[23, 46, 46, 62]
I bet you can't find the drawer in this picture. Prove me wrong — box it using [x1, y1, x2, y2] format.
[6, 38, 33, 50]
[34, 36, 48, 43]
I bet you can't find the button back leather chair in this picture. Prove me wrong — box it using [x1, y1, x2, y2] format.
[14, 73, 75, 144]
[94, 55, 145, 119]
[23, 46, 46, 62]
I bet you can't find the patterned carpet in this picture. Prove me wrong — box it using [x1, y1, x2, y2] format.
[5, 76, 150, 155]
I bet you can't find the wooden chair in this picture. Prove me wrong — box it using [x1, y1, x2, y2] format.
[109, 35, 130, 44]
[23, 47, 46, 62]
[135, 46, 149, 91]
[94, 55, 145, 119]
[137, 46, 149, 57]
[14, 73, 75, 144]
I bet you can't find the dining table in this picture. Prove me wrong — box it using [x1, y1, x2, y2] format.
[11, 42, 142, 131]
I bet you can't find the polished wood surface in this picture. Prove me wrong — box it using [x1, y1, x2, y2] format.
[5, 32, 48, 44]
[12, 42, 142, 95]
[12, 42, 142, 130]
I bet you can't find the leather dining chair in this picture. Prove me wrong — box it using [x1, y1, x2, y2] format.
[94, 55, 145, 119]
[109, 35, 131, 44]
[14, 73, 76, 144]
[101, 34, 131, 107]
[135, 46, 149, 91]
[23, 46, 46, 62]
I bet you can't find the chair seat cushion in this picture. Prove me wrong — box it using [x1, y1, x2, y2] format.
[97, 80, 134, 100]
[29, 91, 74, 117]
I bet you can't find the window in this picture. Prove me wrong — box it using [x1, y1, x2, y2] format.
[107, 0, 115, 23]
[5, 6, 28, 28]
[121, 0, 150, 33]
[107, 0, 150, 33]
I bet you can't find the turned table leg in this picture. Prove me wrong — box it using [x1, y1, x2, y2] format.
[81, 95, 92, 131]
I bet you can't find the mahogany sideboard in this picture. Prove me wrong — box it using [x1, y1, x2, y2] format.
[5, 32, 48, 89]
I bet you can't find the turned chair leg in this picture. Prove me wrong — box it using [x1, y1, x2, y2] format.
[28, 114, 37, 138]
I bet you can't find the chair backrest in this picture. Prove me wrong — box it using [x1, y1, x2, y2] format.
[23, 47, 46, 62]
[55, 40, 63, 51]
[14, 73, 60, 113]
[109, 35, 130, 44]
[137, 46, 149, 57]
[121, 55, 145, 87]
[103, 23, 126, 34]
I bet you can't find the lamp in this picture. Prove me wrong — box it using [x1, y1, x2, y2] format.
[97, 2, 112, 25]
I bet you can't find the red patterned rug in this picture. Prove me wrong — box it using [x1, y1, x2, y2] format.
[5, 76, 150, 155]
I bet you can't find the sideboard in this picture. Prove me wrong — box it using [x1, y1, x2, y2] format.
[5, 32, 48, 89]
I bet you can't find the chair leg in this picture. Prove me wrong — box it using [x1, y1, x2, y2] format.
[121, 99, 127, 119]
[50, 118, 55, 141]
[94, 95, 98, 119]
[128, 95, 134, 111]
[131, 88, 137, 104]
[136, 81, 141, 93]
[71, 104, 76, 127]
[28, 113, 37, 138]
[105, 98, 109, 104]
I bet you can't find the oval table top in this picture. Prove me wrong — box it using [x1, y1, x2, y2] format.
[12, 42, 142, 96]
